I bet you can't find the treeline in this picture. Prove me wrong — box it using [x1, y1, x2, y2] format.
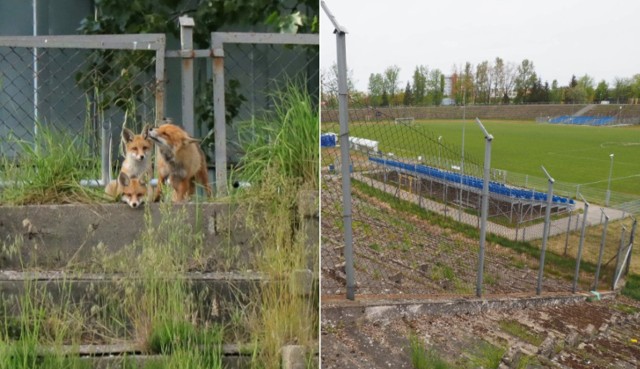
[321, 58, 640, 108]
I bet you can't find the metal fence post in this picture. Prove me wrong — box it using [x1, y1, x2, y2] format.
[572, 196, 589, 293]
[563, 211, 572, 256]
[475, 118, 493, 298]
[624, 219, 637, 275]
[323, 1, 355, 300]
[612, 226, 627, 290]
[155, 36, 166, 125]
[593, 209, 609, 291]
[101, 119, 111, 186]
[537, 166, 554, 295]
[179, 16, 195, 136]
[211, 34, 228, 197]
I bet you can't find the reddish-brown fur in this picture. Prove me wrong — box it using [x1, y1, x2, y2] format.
[148, 123, 212, 202]
[104, 172, 148, 208]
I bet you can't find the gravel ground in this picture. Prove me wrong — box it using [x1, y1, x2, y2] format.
[321, 296, 640, 368]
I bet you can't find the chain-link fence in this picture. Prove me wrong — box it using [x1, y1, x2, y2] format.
[0, 34, 165, 185]
[208, 32, 319, 195]
[1, 29, 319, 194]
[321, 102, 637, 298]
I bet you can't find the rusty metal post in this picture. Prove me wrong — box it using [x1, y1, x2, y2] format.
[154, 36, 166, 124]
[211, 34, 228, 197]
[179, 16, 195, 136]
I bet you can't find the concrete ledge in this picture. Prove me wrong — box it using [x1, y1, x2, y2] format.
[37, 343, 255, 369]
[0, 271, 264, 324]
[0, 203, 249, 269]
[0, 201, 319, 271]
[321, 291, 618, 324]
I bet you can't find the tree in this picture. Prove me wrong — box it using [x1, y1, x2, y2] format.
[475, 61, 490, 104]
[79, 0, 318, 47]
[426, 69, 444, 106]
[612, 78, 633, 104]
[514, 59, 536, 103]
[412, 65, 428, 105]
[322, 62, 355, 108]
[594, 80, 609, 102]
[549, 80, 563, 103]
[368, 73, 385, 106]
[403, 82, 413, 106]
[462, 62, 475, 104]
[381, 90, 389, 107]
[383, 65, 401, 100]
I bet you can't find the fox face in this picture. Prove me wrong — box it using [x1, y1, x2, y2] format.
[148, 122, 212, 202]
[118, 172, 147, 209]
[149, 124, 199, 153]
[123, 126, 152, 162]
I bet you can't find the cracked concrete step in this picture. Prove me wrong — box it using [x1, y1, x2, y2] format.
[0, 271, 264, 325]
[0, 202, 318, 270]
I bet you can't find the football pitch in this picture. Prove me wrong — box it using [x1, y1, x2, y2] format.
[322, 119, 640, 196]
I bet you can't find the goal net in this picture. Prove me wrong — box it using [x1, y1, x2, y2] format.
[394, 117, 415, 125]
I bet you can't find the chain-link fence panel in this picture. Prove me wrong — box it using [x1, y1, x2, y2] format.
[320, 98, 623, 298]
[0, 35, 164, 182]
[206, 37, 318, 166]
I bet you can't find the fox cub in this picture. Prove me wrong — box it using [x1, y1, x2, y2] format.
[104, 126, 153, 208]
[148, 122, 212, 202]
[105, 172, 148, 208]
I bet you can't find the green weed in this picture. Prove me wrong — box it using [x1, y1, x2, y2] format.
[0, 123, 105, 205]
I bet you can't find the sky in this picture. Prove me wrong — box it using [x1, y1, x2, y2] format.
[320, 0, 640, 92]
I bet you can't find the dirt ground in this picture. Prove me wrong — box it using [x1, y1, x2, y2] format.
[321, 177, 639, 368]
[321, 296, 640, 368]
[322, 177, 602, 298]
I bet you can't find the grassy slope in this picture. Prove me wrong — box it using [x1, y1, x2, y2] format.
[323, 120, 640, 195]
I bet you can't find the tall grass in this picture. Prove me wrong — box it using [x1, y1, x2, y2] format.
[409, 333, 450, 369]
[0, 123, 105, 205]
[232, 82, 319, 369]
[235, 82, 319, 189]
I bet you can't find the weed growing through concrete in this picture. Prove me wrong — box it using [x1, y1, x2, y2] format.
[0, 123, 105, 205]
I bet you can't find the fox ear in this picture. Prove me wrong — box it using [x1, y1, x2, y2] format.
[118, 172, 130, 187]
[122, 128, 134, 142]
[142, 124, 151, 139]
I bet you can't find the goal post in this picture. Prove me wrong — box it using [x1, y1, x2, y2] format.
[394, 117, 415, 125]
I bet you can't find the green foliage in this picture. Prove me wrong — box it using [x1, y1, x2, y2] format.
[621, 274, 640, 301]
[409, 334, 450, 369]
[78, 0, 318, 48]
[149, 319, 223, 357]
[235, 82, 319, 187]
[196, 78, 246, 160]
[0, 124, 106, 205]
[467, 341, 506, 369]
[499, 320, 544, 346]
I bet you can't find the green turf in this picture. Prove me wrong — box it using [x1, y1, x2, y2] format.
[322, 119, 640, 196]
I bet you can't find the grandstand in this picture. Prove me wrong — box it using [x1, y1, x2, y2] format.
[365, 156, 574, 223]
[548, 115, 615, 126]
[321, 104, 640, 123]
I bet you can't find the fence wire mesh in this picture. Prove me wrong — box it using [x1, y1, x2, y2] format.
[321, 97, 634, 298]
[217, 42, 319, 164]
[0, 43, 158, 164]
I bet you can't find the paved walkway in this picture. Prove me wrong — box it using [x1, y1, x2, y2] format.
[351, 173, 628, 242]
